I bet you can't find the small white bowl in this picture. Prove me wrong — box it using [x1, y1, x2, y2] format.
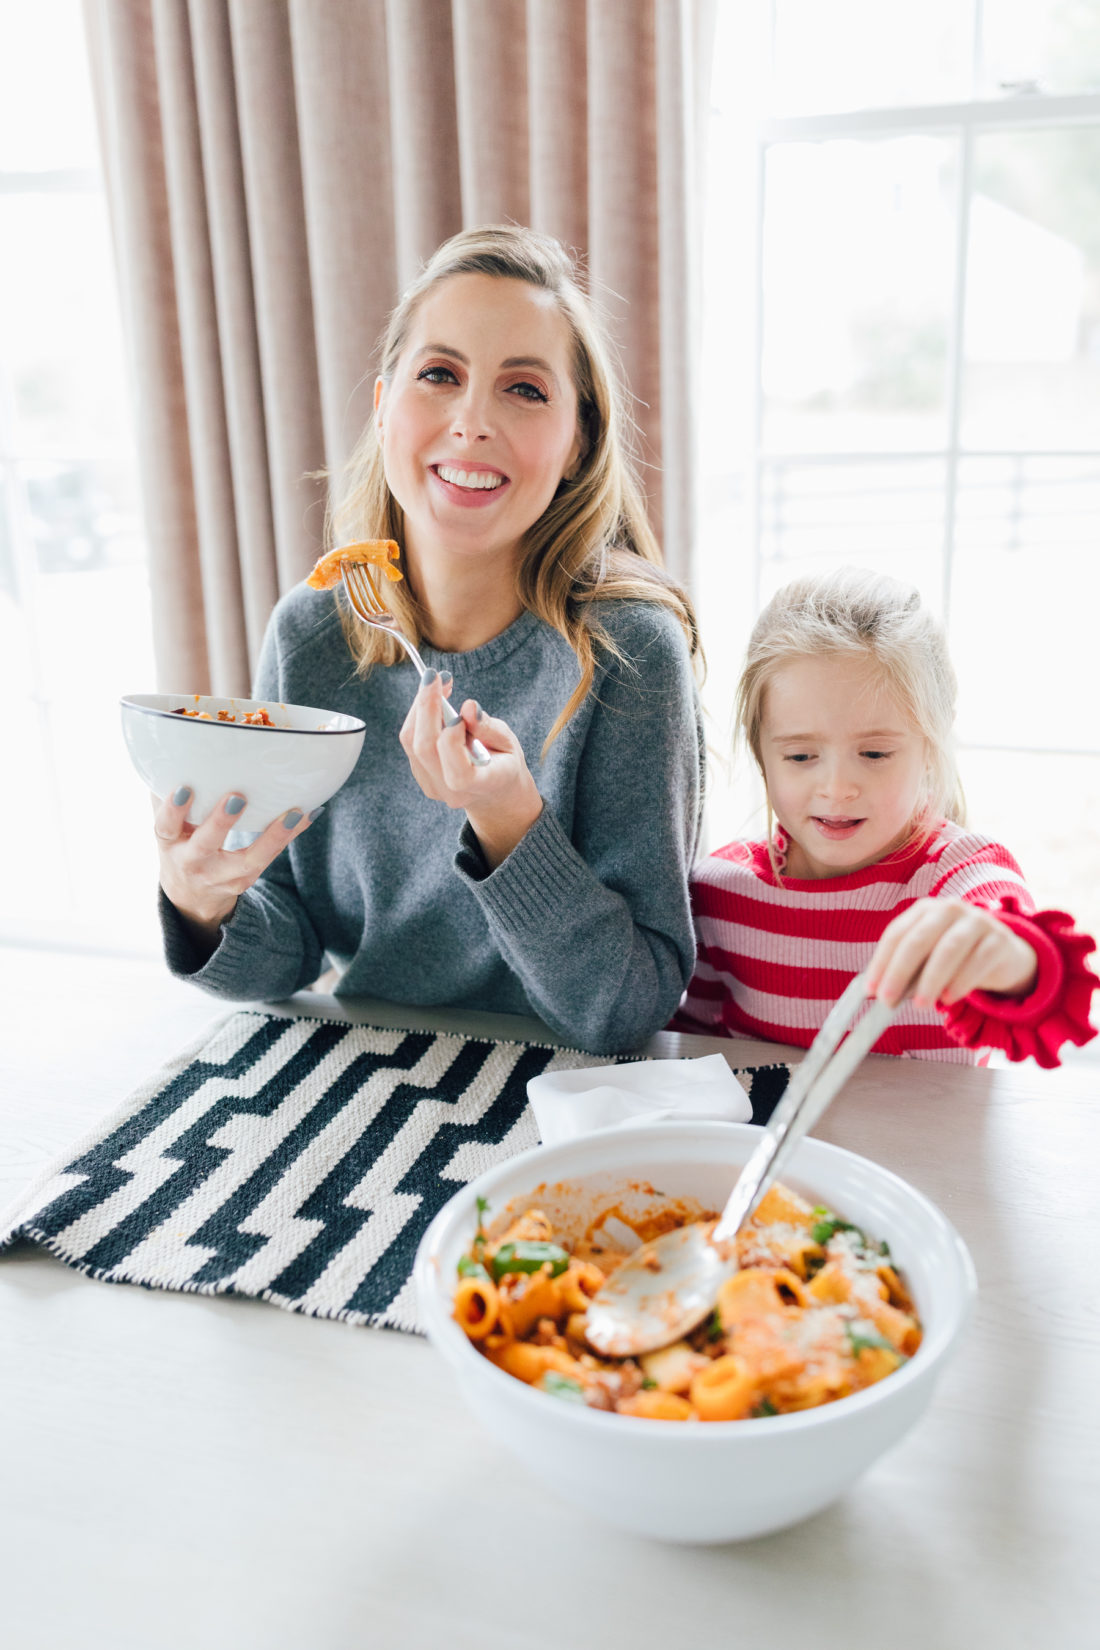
[120, 692, 366, 835]
[414, 1122, 975, 1544]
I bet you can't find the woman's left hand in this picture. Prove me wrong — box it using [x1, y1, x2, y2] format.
[866, 897, 1039, 1010]
[399, 671, 543, 869]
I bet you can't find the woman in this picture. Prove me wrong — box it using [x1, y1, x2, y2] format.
[153, 226, 703, 1055]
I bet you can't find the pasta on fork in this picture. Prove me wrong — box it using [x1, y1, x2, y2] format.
[306, 540, 403, 590]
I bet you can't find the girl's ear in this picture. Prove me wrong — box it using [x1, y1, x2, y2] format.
[374, 376, 386, 442]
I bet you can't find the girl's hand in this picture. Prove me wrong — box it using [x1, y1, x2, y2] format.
[866, 897, 1039, 1010]
[153, 787, 316, 946]
[399, 671, 543, 869]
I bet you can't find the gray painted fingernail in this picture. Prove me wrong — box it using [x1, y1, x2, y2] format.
[283, 809, 303, 830]
[172, 785, 192, 806]
[308, 806, 325, 822]
[422, 668, 438, 685]
[440, 670, 453, 685]
[475, 702, 484, 722]
[226, 795, 246, 816]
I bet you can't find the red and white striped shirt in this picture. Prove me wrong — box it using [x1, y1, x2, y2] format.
[672, 821, 1095, 1065]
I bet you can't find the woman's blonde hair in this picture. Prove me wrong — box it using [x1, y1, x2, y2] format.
[326, 224, 700, 749]
[736, 567, 965, 868]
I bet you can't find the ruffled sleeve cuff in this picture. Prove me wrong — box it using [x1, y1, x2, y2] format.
[944, 896, 1099, 1068]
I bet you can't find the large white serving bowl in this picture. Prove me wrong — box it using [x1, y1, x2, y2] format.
[415, 1121, 975, 1545]
[120, 692, 366, 835]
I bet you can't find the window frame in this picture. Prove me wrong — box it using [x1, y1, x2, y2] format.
[744, 61, 1100, 761]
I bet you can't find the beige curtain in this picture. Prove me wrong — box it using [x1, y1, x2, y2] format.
[83, 0, 710, 696]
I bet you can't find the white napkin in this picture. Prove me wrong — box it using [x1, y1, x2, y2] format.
[528, 1054, 752, 1147]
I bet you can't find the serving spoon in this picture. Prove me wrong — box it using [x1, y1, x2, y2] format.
[584, 973, 897, 1357]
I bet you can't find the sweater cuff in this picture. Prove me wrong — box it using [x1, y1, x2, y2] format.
[159, 886, 222, 977]
[454, 820, 492, 882]
[158, 886, 265, 992]
[945, 898, 1099, 1068]
[453, 802, 595, 930]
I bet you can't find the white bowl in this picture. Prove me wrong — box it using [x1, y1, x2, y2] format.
[120, 692, 366, 835]
[414, 1121, 975, 1545]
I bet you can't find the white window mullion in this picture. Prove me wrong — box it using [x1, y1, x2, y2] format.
[971, 0, 986, 102]
[750, 135, 767, 619]
[941, 118, 974, 630]
[761, 91, 1100, 145]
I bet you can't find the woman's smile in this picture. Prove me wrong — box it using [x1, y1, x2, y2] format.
[429, 461, 511, 506]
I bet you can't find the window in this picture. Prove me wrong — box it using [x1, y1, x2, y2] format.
[0, 1, 159, 954]
[699, 0, 1100, 1021]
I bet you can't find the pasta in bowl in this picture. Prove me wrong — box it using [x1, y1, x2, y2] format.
[451, 1184, 921, 1422]
[414, 1122, 975, 1544]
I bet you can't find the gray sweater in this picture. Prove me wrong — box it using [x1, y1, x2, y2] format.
[161, 584, 704, 1054]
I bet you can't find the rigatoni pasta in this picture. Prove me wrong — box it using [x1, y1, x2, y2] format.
[452, 1182, 921, 1421]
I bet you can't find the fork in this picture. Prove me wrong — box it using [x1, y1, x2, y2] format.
[340, 560, 491, 767]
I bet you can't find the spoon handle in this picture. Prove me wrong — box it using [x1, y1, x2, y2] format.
[712, 974, 896, 1243]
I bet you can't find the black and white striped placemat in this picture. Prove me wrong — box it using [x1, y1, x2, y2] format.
[0, 1010, 791, 1334]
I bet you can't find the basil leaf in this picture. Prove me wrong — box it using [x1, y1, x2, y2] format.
[539, 1372, 587, 1403]
[490, 1240, 569, 1280]
[812, 1216, 867, 1247]
[457, 1254, 490, 1281]
[846, 1320, 893, 1356]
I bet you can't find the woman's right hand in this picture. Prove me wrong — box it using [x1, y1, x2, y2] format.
[153, 786, 316, 951]
[399, 674, 543, 870]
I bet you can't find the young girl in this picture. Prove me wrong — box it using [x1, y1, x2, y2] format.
[152, 226, 703, 1056]
[674, 568, 1096, 1066]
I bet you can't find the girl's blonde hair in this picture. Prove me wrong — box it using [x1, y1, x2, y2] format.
[326, 224, 700, 748]
[736, 568, 965, 867]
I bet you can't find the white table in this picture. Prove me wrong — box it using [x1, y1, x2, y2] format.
[1, 946, 1097, 1650]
